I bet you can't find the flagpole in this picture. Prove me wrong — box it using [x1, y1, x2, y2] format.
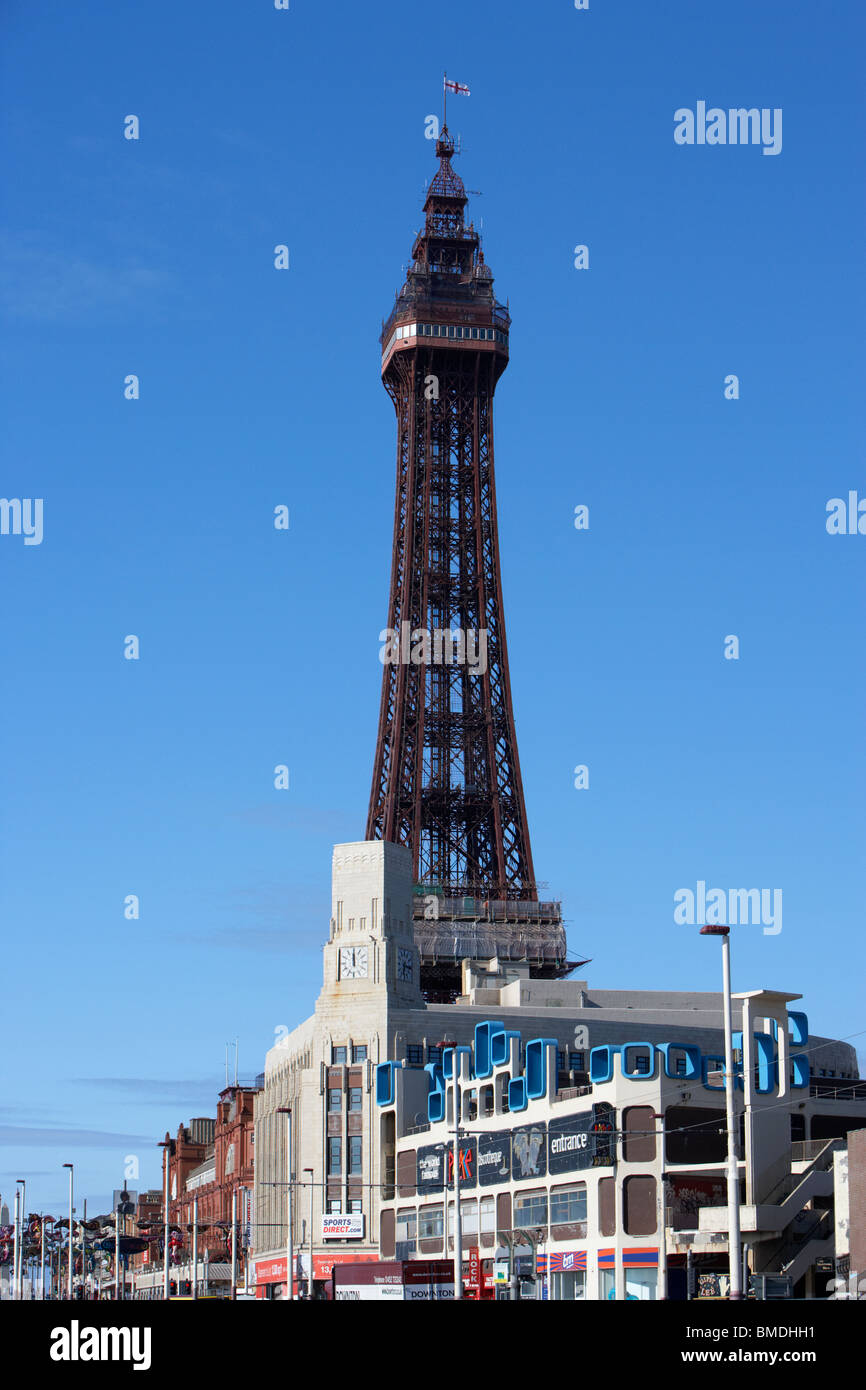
[443, 70, 447, 131]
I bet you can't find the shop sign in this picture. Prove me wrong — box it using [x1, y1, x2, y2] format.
[417, 1143, 446, 1193]
[322, 1213, 365, 1239]
[512, 1123, 547, 1180]
[477, 1131, 511, 1187]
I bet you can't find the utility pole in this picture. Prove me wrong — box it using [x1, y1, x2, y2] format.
[62, 1164, 73, 1301]
[277, 1107, 293, 1301]
[12, 1187, 20, 1302]
[452, 1098, 463, 1302]
[303, 1169, 314, 1299]
[700, 924, 742, 1299]
[192, 1196, 198, 1300]
[158, 1141, 171, 1301]
[652, 1111, 668, 1300]
[230, 1189, 237, 1300]
[18, 1179, 26, 1301]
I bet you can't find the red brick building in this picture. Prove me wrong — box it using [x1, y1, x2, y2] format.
[130, 1085, 260, 1296]
[172, 1087, 257, 1241]
[165, 1086, 259, 1291]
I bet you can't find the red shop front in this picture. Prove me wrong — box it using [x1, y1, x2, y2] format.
[253, 1250, 381, 1300]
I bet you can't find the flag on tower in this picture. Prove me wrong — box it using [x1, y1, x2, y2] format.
[444, 78, 470, 96]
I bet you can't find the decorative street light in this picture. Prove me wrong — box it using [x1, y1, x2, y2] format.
[700, 923, 742, 1299]
[62, 1165, 73, 1301]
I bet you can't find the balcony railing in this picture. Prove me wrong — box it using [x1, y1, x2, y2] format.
[808, 1079, 866, 1101]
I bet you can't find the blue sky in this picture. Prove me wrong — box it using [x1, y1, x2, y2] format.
[1, 1, 864, 1217]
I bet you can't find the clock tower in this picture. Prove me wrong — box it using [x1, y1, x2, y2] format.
[323, 840, 422, 1007]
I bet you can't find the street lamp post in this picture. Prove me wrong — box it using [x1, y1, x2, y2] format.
[192, 1196, 198, 1301]
[436, 1041, 463, 1301]
[62, 1165, 73, 1300]
[652, 1112, 668, 1300]
[81, 1198, 87, 1301]
[303, 1168, 314, 1299]
[230, 1188, 237, 1300]
[158, 1141, 171, 1301]
[19, 1178, 27, 1301]
[452, 1099, 463, 1302]
[114, 1200, 120, 1301]
[700, 923, 742, 1299]
[12, 1186, 20, 1302]
[277, 1107, 293, 1301]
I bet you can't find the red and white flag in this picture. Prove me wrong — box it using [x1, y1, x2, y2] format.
[444, 79, 470, 96]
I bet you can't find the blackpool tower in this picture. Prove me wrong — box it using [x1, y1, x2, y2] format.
[367, 127, 578, 999]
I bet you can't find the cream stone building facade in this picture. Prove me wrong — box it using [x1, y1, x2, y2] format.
[251, 840, 860, 1297]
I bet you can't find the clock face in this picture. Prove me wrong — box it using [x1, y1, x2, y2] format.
[397, 947, 413, 982]
[339, 946, 368, 980]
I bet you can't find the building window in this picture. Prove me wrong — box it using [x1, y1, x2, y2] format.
[328, 1088, 342, 1113]
[634, 1055, 651, 1075]
[623, 1106, 657, 1164]
[406, 1044, 424, 1065]
[623, 1176, 657, 1237]
[513, 1189, 548, 1229]
[326, 1200, 342, 1215]
[675, 1056, 688, 1076]
[624, 1269, 657, 1300]
[551, 1271, 586, 1301]
[550, 1184, 587, 1225]
[332, 1046, 347, 1065]
[419, 1205, 444, 1240]
[348, 1087, 363, 1112]
[569, 1052, 584, 1072]
[348, 1200, 363, 1215]
[396, 1209, 417, 1243]
[497, 1074, 510, 1114]
[480, 1196, 495, 1235]
[427, 1046, 442, 1064]
[448, 1200, 478, 1237]
[556, 1051, 567, 1073]
[352, 1045, 368, 1063]
[348, 1136, 363, 1175]
[327, 1138, 342, 1175]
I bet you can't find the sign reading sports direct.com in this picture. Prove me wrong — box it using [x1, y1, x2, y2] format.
[321, 1214, 365, 1240]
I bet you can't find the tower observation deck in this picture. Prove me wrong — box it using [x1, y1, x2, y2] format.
[367, 129, 583, 999]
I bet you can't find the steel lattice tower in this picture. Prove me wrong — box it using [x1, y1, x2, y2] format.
[366, 129, 576, 998]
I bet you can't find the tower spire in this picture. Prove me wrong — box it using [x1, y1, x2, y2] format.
[366, 131, 574, 997]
